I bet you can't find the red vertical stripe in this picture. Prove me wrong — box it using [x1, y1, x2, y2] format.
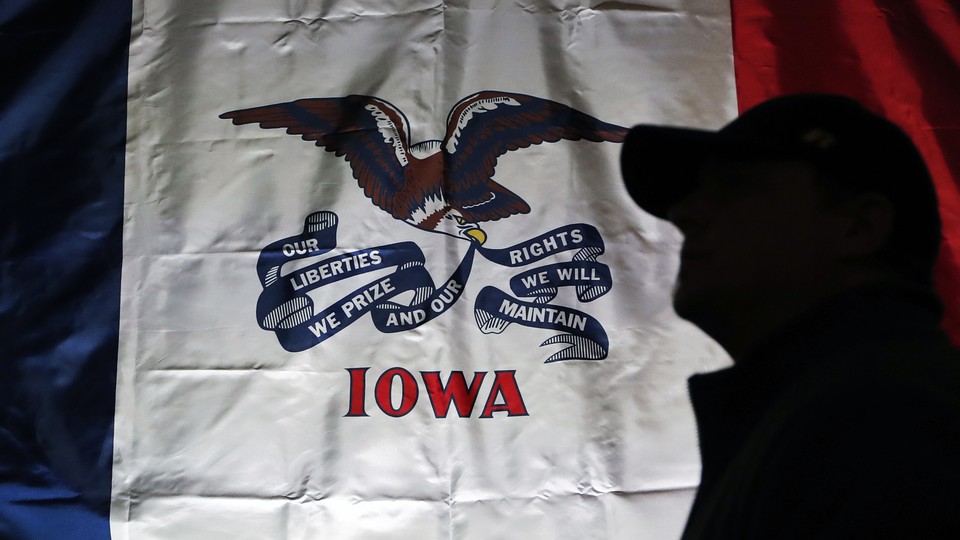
[731, 0, 960, 342]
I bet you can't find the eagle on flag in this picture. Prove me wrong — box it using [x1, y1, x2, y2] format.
[221, 91, 628, 244]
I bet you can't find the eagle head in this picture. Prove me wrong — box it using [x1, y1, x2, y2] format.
[441, 211, 486, 245]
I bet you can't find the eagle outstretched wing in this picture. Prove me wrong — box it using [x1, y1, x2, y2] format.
[442, 91, 630, 222]
[220, 95, 413, 220]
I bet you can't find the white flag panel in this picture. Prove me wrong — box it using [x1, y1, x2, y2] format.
[113, 1, 734, 538]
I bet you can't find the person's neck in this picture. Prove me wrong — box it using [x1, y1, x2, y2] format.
[717, 271, 902, 361]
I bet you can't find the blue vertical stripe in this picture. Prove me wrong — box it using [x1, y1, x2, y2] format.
[1, 0, 130, 538]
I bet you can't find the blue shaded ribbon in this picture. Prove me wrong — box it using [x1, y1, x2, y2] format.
[474, 224, 611, 361]
[257, 214, 611, 360]
[256, 212, 472, 352]
[474, 287, 609, 362]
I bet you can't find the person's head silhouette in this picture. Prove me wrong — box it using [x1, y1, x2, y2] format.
[621, 94, 941, 358]
[621, 95, 960, 540]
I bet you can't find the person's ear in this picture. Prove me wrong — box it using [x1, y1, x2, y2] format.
[834, 192, 895, 258]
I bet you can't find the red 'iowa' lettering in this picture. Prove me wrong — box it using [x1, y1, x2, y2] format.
[345, 367, 369, 417]
[479, 370, 528, 418]
[421, 371, 486, 418]
[375, 367, 419, 417]
[345, 368, 528, 418]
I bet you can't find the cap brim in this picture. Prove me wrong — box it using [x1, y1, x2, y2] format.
[620, 125, 719, 220]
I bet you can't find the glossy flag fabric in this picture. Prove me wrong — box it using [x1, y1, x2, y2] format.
[2, 1, 958, 540]
[2, 1, 129, 539]
[111, 2, 732, 539]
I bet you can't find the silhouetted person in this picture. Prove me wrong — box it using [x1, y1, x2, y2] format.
[621, 94, 960, 539]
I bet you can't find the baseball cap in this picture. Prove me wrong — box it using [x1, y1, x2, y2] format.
[620, 94, 942, 279]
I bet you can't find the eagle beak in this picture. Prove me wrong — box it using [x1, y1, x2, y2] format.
[465, 227, 487, 245]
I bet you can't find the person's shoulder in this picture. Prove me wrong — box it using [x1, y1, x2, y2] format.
[860, 333, 960, 407]
[749, 339, 960, 534]
[808, 334, 960, 459]
[764, 332, 960, 455]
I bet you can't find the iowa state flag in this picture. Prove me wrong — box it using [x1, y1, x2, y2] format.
[3, 1, 958, 539]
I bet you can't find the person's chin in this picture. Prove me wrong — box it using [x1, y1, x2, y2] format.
[673, 280, 724, 329]
[672, 280, 743, 356]
[672, 279, 704, 320]
[673, 287, 697, 320]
